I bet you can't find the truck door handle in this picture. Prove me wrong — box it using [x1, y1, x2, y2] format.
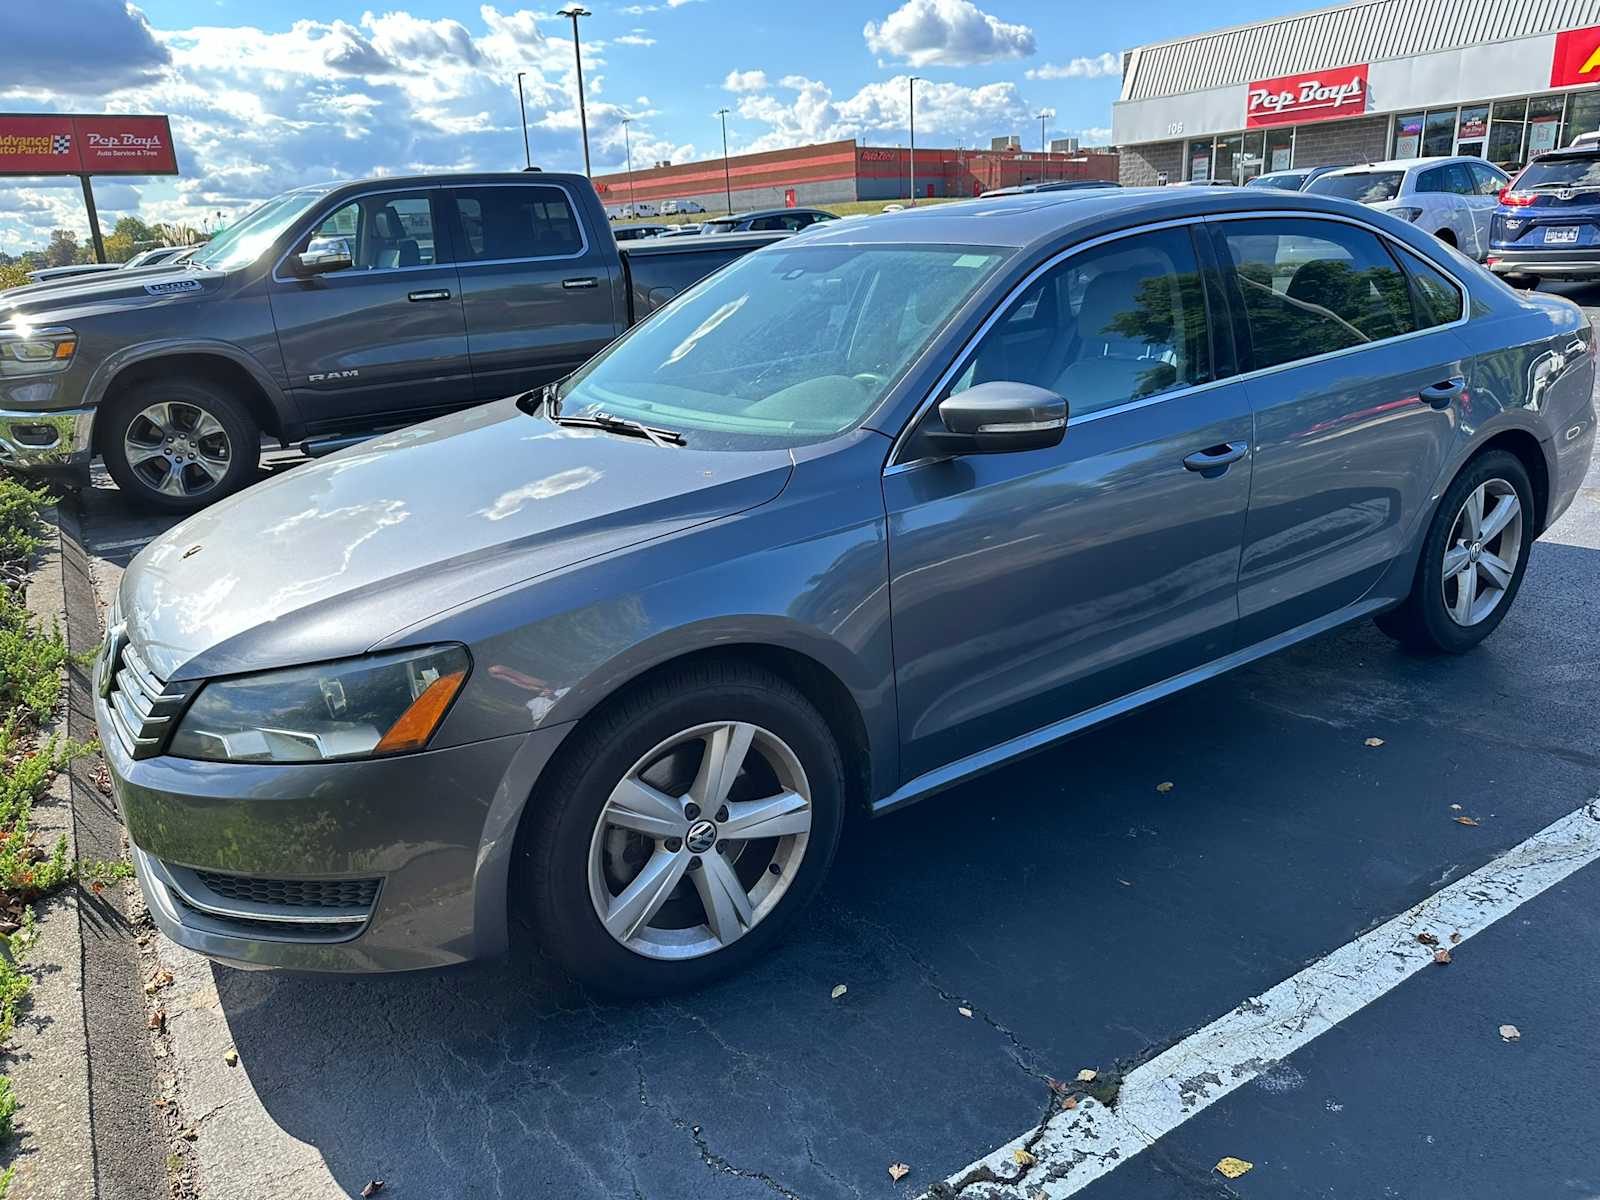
[1182, 441, 1249, 476]
[408, 289, 451, 302]
[1419, 376, 1466, 409]
[562, 277, 598, 290]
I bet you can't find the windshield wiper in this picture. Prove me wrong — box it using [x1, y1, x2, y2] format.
[551, 408, 683, 447]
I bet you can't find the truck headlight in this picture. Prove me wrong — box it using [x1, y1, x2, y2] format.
[168, 645, 470, 763]
[0, 326, 77, 377]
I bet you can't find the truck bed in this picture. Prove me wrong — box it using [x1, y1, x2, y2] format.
[619, 231, 791, 320]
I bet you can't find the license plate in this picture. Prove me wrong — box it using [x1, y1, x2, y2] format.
[1544, 226, 1579, 244]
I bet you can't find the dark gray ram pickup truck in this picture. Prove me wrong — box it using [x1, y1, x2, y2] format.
[0, 172, 780, 510]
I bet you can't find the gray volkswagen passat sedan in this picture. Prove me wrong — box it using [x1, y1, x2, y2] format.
[97, 187, 1595, 994]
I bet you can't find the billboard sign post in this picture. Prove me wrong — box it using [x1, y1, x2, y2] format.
[0, 113, 180, 262]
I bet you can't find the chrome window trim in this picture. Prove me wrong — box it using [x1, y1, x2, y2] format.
[269, 184, 446, 285]
[446, 180, 592, 267]
[885, 208, 1473, 475]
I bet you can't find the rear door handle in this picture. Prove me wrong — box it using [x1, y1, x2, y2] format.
[1419, 376, 1466, 409]
[408, 289, 451, 302]
[562, 277, 598, 290]
[1182, 441, 1249, 476]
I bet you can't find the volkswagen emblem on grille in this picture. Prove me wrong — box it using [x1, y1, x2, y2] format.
[684, 819, 718, 854]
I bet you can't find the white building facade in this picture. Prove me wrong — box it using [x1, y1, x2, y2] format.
[1113, 0, 1600, 185]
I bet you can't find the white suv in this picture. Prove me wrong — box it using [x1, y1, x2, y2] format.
[1305, 156, 1508, 260]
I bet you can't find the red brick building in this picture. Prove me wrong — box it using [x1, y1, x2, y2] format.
[591, 138, 1118, 215]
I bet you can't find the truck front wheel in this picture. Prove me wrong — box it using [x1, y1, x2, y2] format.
[102, 378, 260, 512]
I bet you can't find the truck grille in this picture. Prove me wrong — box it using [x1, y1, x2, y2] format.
[99, 627, 197, 759]
[193, 871, 380, 911]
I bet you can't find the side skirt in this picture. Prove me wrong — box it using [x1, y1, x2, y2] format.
[871, 597, 1392, 817]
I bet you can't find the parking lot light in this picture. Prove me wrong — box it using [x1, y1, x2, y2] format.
[557, 7, 593, 177]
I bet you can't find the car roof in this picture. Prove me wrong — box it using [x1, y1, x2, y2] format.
[790, 186, 1410, 254]
[717, 208, 833, 220]
[1321, 156, 1472, 175]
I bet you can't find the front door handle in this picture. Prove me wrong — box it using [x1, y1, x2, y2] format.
[408, 289, 451, 302]
[562, 276, 598, 290]
[1182, 441, 1249, 477]
[1419, 376, 1466, 409]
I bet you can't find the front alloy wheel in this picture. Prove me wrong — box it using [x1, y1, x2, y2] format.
[123, 401, 233, 501]
[589, 722, 812, 959]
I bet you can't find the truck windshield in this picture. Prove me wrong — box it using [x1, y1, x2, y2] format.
[554, 244, 1008, 449]
[1305, 171, 1404, 203]
[189, 187, 333, 272]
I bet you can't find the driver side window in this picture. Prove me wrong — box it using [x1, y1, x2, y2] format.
[947, 227, 1213, 420]
[308, 192, 439, 271]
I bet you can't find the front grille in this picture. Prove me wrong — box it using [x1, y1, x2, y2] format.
[194, 871, 380, 910]
[101, 632, 195, 759]
[170, 893, 368, 941]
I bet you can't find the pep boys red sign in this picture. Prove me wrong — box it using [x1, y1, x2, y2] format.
[1246, 63, 1369, 128]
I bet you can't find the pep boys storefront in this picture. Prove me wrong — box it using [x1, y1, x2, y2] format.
[1113, 2, 1600, 187]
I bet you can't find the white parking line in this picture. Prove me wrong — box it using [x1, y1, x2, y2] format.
[936, 800, 1600, 1198]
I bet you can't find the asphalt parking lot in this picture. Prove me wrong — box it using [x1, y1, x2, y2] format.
[71, 285, 1600, 1200]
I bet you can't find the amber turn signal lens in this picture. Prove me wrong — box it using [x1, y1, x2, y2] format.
[373, 670, 466, 754]
[54, 338, 76, 360]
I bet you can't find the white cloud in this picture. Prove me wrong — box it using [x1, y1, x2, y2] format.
[722, 69, 769, 93]
[862, 0, 1035, 67]
[1026, 52, 1119, 80]
[10, 0, 169, 93]
[614, 33, 657, 46]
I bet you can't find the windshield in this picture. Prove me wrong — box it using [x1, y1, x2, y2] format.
[1246, 172, 1306, 190]
[1515, 156, 1600, 189]
[190, 187, 332, 271]
[555, 243, 1008, 449]
[1306, 171, 1404, 203]
[700, 219, 740, 234]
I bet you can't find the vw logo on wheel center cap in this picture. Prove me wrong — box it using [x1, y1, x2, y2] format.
[685, 819, 718, 854]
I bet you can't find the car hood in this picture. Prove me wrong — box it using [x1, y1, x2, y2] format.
[120, 397, 794, 681]
[0, 264, 222, 321]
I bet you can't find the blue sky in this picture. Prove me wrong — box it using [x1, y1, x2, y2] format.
[3, 0, 1299, 252]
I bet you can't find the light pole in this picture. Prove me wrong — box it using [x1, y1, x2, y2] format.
[557, 7, 592, 176]
[620, 115, 638, 216]
[516, 71, 532, 168]
[907, 76, 922, 205]
[1037, 109, 1052, 182]
[716, 107, 733, 214]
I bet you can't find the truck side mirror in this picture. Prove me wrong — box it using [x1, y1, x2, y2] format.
[293, 236, 353, 276]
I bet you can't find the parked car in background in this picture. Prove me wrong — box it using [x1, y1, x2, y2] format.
[25, 262, 123, 284]
[98, 186, 1593, 995]
[660, 200, 706, 216]
[0, 173, 784, 510]
[1169, 178, 1235, 187]
[882, 203, 906, 213]
[619, 203, 658, 219]
[614, 223, 671, 242]
[699, 208, 839, 233]
[1568, 130, 1600, 149]
[656, 224, 706, 237]
[1244, 164, 1349, 191]
[980, 181, 1121, 197]
[1305, 157, 1507, 259]
[121, 246, 191, 269]
[1487, 145, 1600, 286]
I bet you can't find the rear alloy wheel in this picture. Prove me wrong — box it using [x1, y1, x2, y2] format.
[1375, 450, 1534, 653]
[519, 661, 845, 995]
[103, 378, 259, 512]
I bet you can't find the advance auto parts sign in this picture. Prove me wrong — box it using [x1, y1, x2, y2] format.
[1246, 64, 1369, 129]
[0, 113, 179, 177]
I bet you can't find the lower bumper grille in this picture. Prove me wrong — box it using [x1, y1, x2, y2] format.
[141, 851, 380, 944]
[194, 871, 380, 910]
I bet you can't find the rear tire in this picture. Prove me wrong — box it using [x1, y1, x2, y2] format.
[1375, 450, 1534, 653]
[102, 377, 260, 513]
[516, 660, 846, 996]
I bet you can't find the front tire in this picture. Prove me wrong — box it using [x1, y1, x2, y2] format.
[517, 661, 846, 996]
[102, 377, 260, 512]
[1375, 450, 1534, 653]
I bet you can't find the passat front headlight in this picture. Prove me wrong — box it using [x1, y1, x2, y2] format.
[168, 645, 470, 764]
[0, 326, 77, 377]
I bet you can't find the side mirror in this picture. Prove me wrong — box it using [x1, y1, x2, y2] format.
[923, 381, 1067, 456]
[292, 236, 353, 276]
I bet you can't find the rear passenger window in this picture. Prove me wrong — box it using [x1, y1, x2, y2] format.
[1219, 219, 1417, 370]
[450, 186, 583, 261]
[1396, 247, 1466, 327]
[948, 227, 1212, 419]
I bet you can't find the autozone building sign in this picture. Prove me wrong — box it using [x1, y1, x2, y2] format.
[0, 113, 179, 177]
[1246, 64, 1369, 128]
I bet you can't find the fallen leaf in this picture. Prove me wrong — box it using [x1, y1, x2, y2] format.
[1155, 781, 1174, 794]
[1363, 737, 1384, 748]
[1062, 1095, 1079, 1110]
[1046, 1076, 1070, 1096]
[1454, 816, 1481, 827]
[1416, 932, 1439, 946]
[147, 1009, 165, 1033]
[957, 1006, 973, 1019]
[1450, 932, 1461, 944]
[143, 968, 174, 995]
[1433, 948, 1452, 965]
[1499, 1024, 1521, 1042]
[361, 1182, 386, 1198]
[1076, 1068, 1097, 1083]
[888, 1162, 910, 1182]
[830, 984, 847, 1000]
[1013, 1148, 1037, 1167]
[1215, 1157, 1253, 1180]
[179, 1127, 198, 1142]
[223, 1048, 238, 1067]
[90, 880, 105, 896]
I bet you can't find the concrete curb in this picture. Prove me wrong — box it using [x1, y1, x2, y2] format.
[5, 507, 95, 1199]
